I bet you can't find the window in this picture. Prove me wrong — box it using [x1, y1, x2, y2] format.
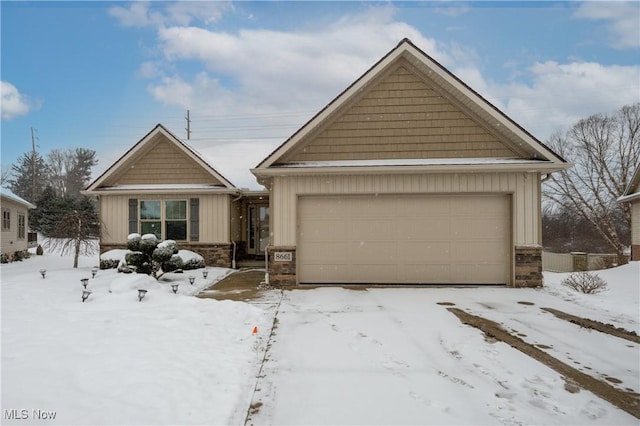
[165, 200, 187, 240]
[2, 208, 10, 231]
[138, 200, 188, 241]
[17, 214, 26, 239]
[140, 200, 161, 239]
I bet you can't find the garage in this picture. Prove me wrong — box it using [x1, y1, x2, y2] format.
[298, 194, 511, 284]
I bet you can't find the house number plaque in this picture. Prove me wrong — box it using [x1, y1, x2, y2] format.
[274, 252, 292, 262]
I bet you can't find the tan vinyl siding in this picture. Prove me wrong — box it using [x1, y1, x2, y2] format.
[270, 172, 540, 247]
[283, 65, 519, 163]
[1, 199, 29, 254]
[99, 193, 230, 244]
[113, 136, 223, 186]
[632, 202, 640, 245]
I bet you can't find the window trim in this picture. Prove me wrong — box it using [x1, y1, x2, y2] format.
[2, 208, 10, 231]
[138, 199, 189, 241]
[17, 213, 26, 240]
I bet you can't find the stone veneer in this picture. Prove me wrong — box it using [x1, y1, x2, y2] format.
[267, 246, 296, 287]
[99, 242, 233, 268]
[514, 246, 543, 288]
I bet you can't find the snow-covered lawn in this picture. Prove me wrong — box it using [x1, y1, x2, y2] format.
[1, 250, 272, 425]
[1, 248, 638, 425]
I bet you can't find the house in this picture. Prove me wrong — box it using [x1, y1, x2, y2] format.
[618, 166, 640, 261]
[252, 38, 569, 287]
[1, 187, 36, 260]
[83, 124, 269, 267]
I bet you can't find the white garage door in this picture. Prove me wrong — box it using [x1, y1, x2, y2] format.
[298, 194, 511, 284]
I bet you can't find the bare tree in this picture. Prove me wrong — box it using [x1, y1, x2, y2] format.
[45, 197, 100, 268]
[544, 103, 640, 262]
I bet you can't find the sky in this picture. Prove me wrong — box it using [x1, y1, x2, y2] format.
[1, 1, 639, 189]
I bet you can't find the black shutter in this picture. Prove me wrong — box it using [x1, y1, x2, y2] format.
[190, 198, 199, 241]
[128, 199, 138, 234]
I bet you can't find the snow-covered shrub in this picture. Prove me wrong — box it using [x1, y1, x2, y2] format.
[161, 254, 184, 273]
[139, 234, 159, 256]
[179, 250, 204, 270]
[100, 258, 120, 269]
[561, 271, 608, 294]
[36, 244, 43, 255]
[127, 233, 142, 252]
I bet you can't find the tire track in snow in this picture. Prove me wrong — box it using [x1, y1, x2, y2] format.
[448, 307, 640, 419]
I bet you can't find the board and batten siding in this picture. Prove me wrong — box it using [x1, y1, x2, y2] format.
[270, 172, 541, 247]
[99, 193, 231, 244]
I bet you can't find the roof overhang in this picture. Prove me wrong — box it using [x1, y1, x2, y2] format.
[82, 184, 239, 196]
[252, 159, 571, 180]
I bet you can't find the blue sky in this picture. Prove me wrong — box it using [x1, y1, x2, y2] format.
[2, 1, 639, 189]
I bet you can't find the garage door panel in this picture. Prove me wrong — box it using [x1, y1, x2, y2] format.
[302, 242, 349, 262]
[399, 241, 452, 262]
[397, 220, 451, 239]
[349, 220, 397, 240]
[348, 241, 397, 263]
[300, 264, 350, 283]
[300, 219, 348, 240]
[453, 241, 506, 262]
[298, 194, 510, 285]
[400, 264, 452, 283]
[350, 265, 398, 283]
[452, 218, 508, 239]
[454, 264, 507, 284]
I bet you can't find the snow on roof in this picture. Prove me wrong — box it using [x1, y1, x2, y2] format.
[95, 184, 236, 191]
[0, 187, 36, 208]
[276, 158, 550, 168]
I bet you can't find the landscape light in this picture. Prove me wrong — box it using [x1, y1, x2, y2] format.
[188, 276, 195, 285]
[91, 267, 98, 278]
[81, 289, 92, 302]
[81, 278, 89, 289]
[171, 283, 179, 294]
[202, 270, 208, 279]
[138, 289, 148, 302]
[39, 269, 46, 278]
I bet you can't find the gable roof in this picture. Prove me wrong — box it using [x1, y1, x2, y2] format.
[0, 187, 36, 209]
[84, 124, 237, 194]
[618, 166, 640, 203]
[253, 38, 568, 178]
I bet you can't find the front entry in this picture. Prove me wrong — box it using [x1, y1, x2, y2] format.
[248, 204, 269, 256]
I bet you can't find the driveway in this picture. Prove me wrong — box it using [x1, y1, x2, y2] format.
[246, 286, 639, 425]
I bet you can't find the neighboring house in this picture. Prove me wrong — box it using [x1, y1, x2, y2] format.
[618, 166, 640, 261]
[83, 124, 269, 267]
[252, 38, 569, 287]
[1, 187, 36, 260]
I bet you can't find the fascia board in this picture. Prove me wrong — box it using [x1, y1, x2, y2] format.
[252, 162, 572, 177]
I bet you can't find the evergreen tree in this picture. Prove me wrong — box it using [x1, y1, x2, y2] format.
[8, 151, 49, 203]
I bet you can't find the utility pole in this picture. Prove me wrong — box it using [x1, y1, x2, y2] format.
[185, 109, 191, 140]
[31, 127, 37, 202]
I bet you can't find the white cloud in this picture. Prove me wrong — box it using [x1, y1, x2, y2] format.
[109, 1, 231, 28]
[486, 61, 640, 138]
[574, 1, 640, 49]
[1, 81, 39, 121]
[119, 4, 638, 188]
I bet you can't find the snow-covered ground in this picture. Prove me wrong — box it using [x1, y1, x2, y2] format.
[250, 264, 639, 425]
[1, 248, 639, 425]
[1, 249, 272, 425]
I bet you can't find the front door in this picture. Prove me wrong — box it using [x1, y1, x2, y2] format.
[248, 204, 269, 256]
